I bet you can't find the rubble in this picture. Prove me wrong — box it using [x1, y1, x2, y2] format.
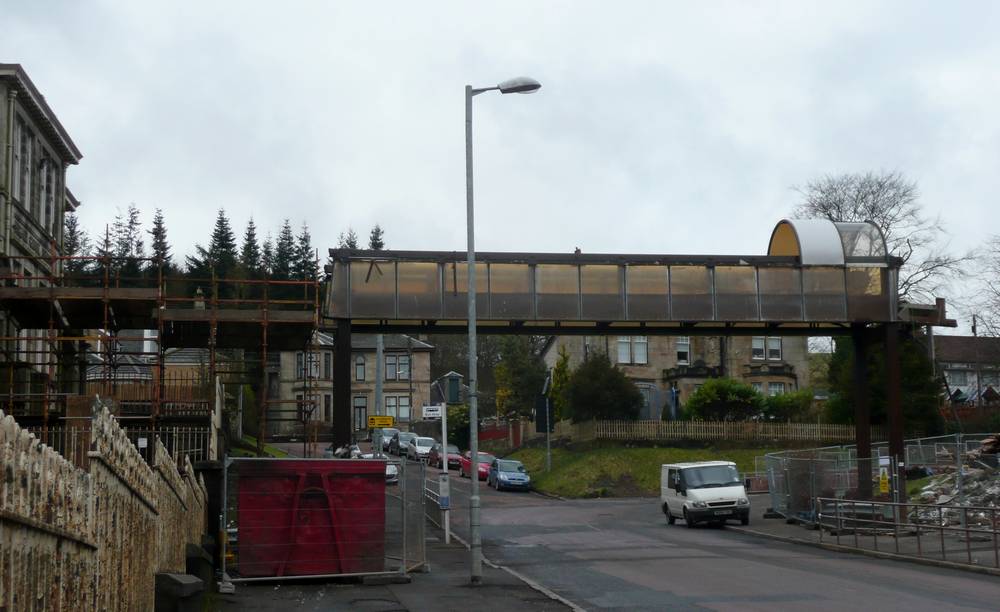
[909, 447, 1000, 528]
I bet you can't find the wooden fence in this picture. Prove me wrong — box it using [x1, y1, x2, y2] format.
[543, 420, 885, 444]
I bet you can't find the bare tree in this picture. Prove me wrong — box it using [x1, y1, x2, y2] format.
[972, 235, 1000, 336]
[793, 171, 969, 302]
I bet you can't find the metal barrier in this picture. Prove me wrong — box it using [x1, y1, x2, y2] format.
[816, 497, 1000, 569]
[26, 423, 212, 469]
[221, 456, 425, 583]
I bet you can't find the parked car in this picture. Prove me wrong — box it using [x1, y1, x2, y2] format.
[323, 443, 360, 459]
[379, 427, 400, 451]
[487, 459, 532, 491]
[428, 443, 462, 470]
[389, 432, 417, 456]
[360, 452, 399, 485]
[458, 451, 495, 480]
[407, 436, 435, 461]
[661, 461, 750, 527]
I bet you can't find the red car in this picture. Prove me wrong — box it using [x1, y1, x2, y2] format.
[428, 443, 462, 470]
[458, 451, 496, 480]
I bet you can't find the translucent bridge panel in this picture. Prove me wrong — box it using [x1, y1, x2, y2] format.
[758, 267, 803, 321]
[714, 266, 758, 321]
[846, 266, 889, 321]
[535, 265, 580, 319]
[350, 261, 396, 318]
[835, 222, 887, 260]
[626, 265, 668, 320]
[670, 266, 713, 320]
[803, 267, 846, 321]
[581, 265, 624, 320]
[397, 262, 441, 319]
[489, 264, 533, 319]
[442, 262, 488, 319]
[328, 261, 349, 316]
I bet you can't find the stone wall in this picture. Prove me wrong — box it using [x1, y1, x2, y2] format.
[0, 406, 207, 611]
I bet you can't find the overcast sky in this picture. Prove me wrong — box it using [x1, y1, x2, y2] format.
[5, 2, 999, 284]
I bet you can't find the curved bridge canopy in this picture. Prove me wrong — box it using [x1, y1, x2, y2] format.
[324, 219, 899, 334]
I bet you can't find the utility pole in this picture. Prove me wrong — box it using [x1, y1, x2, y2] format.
[973, 315, 983, 416]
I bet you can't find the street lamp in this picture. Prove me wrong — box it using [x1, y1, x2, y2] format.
[465, 76, 541, 584]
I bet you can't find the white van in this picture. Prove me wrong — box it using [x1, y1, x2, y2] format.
[661, 461, 750, 527]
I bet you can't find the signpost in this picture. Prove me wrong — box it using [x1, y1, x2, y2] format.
[368, 415, 395, 428]
[422, 404, 444, 419]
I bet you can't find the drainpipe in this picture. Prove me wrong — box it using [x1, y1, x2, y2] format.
[2, 89, 16, 255]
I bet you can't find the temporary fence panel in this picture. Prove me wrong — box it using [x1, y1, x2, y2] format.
[223, 456, 425, 582]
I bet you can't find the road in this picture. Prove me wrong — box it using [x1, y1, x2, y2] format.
[423, 463, 1000, 611]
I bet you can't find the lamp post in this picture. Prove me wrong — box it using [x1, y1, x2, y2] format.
[465, 76, 541, 584]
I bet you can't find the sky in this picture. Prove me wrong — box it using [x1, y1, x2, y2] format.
[4, 1, 999, 314]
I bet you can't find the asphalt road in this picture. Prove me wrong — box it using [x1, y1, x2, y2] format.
[426, 465, 1000, 611]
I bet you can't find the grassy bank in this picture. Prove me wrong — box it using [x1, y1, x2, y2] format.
[228, 434, 289, 458]
[507, 444, 777, 498]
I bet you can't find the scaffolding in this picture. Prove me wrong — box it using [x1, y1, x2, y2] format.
[0, 246, 320, 457]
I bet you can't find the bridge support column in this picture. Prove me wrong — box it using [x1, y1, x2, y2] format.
[333, 318, 352, 448]
[852, 325, 873, 500]
[884, 322, 905, 502]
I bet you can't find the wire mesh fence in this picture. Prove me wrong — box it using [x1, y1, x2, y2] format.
[765, 433, 1000, 526]
[222, 456, 425, 582]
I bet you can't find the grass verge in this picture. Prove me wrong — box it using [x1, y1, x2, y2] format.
[228, 434, 289, 458]
[507, 444, 778, 498]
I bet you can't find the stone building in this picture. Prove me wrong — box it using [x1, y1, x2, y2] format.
[541, 334, 810, 419]
[0, 64, 83, 403]
[267, 332, 433, 438]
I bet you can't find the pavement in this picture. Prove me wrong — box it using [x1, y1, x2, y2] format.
[215, 522, 568, 611]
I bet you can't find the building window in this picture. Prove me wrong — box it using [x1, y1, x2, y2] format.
[323, 351, 332, 380]
[676, 337, 690, 365]
[767, 337, 782, 361]
[768, 382, 785, 396]
[948, 370, 968, 387]
[617, 337, 631, 364]
[385, 396, 397, 419]
[398, 396, 411, 421]
[325, 394, 333, 422]
[617, 336, 649, 365]
[353, 396, 367, 430]
[355, 355, 365, 381]
[385, 354, 398, 381]
[753, 337, 783, 361]
[296, 352, 305, 379]
[751, 382, 763, 393]
[983, 372, 999, 387]
[398, 354, 411, 381]
[295, 393, 304, 421]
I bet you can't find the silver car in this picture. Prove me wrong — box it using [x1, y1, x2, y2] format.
[360, 453, 399, 485]
[407, 436, 435, 461]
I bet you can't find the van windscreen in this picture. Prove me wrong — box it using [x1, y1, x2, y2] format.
[682, 465, 740, 489]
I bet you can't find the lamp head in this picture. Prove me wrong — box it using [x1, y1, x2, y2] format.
[497, 76, 541, 94]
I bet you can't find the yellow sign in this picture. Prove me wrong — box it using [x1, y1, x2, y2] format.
[368, 415, 395, 428]
[878, 468, 889, 494]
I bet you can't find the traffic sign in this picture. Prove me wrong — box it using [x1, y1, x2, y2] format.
[878, 468, 889, 494]
[368, 415, 395, 428]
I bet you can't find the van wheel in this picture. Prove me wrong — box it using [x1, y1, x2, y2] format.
[684, 508, 696, 528]
[667, 511, 676, 525]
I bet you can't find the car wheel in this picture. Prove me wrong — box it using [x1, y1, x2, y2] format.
[684, 508, 696, 528]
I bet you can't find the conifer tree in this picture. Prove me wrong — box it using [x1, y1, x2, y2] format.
[337, 228, 359, 249]
[63, 212, 92, 277]
[240, 217, 262, 278]
[368, 224, 385, 250]
[147, 208, 173, 275]
[294, 222, 319, 280]
[261, 234, 275, 276]
[272, 219, 296, 280]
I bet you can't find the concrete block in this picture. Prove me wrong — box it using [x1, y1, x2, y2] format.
[155, 573, 204, 612]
